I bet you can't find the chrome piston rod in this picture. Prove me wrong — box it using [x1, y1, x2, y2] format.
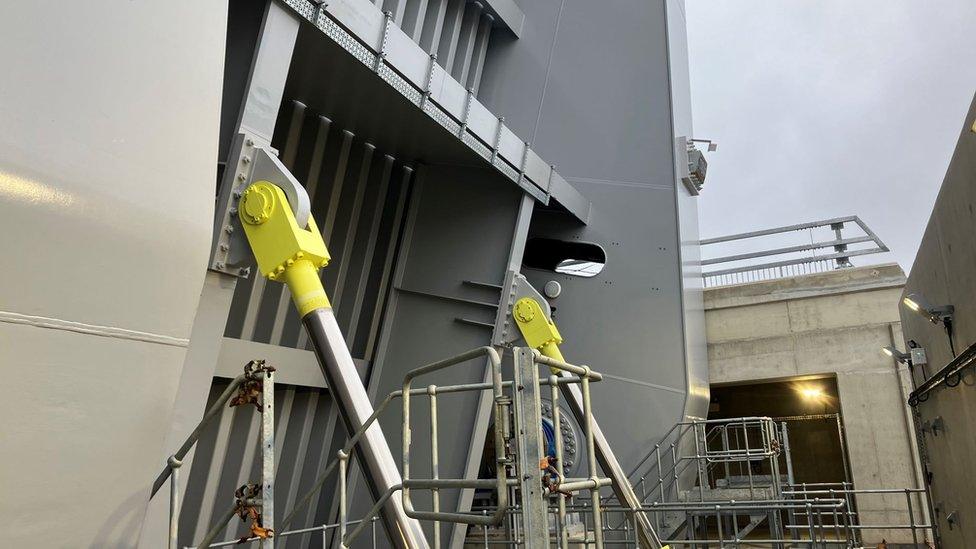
[302, 308, 430, 549]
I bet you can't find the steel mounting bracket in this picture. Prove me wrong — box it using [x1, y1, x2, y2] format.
[209, 132, 311, 277]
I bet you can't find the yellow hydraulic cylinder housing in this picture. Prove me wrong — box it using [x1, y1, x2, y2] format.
[238, 181, 331, 316]
[512, 296, 566, 363]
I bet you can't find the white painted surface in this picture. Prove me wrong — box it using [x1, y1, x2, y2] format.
[0, 1, 225, 546]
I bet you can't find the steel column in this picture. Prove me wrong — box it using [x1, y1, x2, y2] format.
[261, 369, 276, 549]
[512, 347, 550, 549]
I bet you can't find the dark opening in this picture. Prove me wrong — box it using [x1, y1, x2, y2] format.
[709, 377, 848, 485]
[522, 238, 606, 278]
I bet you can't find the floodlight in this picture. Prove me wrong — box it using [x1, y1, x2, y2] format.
[881, 346, 911, 364]
[902, 293, 953, 325]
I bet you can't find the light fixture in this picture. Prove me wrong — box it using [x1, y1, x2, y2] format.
[903, 293, 953, 324]
[902, 293, 956, 356]
[799, 386, 824, 400]
[881, 346, 911, 364]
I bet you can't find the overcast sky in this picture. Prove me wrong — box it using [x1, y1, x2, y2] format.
[686, 1, 976, 274]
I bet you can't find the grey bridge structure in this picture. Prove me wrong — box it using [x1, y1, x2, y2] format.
[144, 0, 709, 547]
[0, 1, 939, 547]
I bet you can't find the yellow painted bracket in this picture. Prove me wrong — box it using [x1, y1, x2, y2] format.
[512, 297, 566, 364]
[239, 181, 331, 317]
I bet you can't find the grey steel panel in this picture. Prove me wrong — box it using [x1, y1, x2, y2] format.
[477, 0, 523, 37]
[431, 65, 469, 120]
[363, 165, 525, 543]
[476, 0, 706, 469]
[522, 148, 551, 192]
[450, 1, 481, 83]
[522, 3, 675, 183]
[523, 180, 691, 468]
[448, 194, 535, 549]
[665, 0, 709, 424]
[330, 0, 388, 49]
[216, 337, 325, 388]
[547, 171, 591, 224]
[420, 0, 449, 52]
[437, 0, 466, 70]
[496, 126, 525, 168]
[178, 381, 338, 548]
[400, 0, 429, 40]
[467, 12, 493, 92]
[280, 0, 591, 219]
[241, 2, 301, 142]
[386, 25, 431, 87]
[465, 86, 498, 140]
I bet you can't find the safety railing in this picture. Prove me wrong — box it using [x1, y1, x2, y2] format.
[784, 483, 935, 548]
[531, 350, 615, 549]
[179, 346, 629, 549]
[187, 516, 380, 549]
[701, 215, 889, 287]
[615, 416, 935, 548]
[471, 499, 854, 548]
[626, 417, 782, 507]
[149, 360, 276, 549]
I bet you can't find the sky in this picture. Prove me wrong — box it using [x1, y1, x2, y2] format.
[686, 1, 976, 274]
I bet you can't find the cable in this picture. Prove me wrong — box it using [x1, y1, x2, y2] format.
[944, 318, 957, 357]
[944, 371, 962, 388]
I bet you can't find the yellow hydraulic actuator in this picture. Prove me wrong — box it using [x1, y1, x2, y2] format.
[512, 296, 566, 364]
[238, 181, 331, 316]
[512, 295, 669, 549]
[237, 179, 430, 549]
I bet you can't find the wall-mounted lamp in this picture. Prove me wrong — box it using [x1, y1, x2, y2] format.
[902, 293, 956, 356]
[903, 293, 954, 324]
[881, 346, 911, 364]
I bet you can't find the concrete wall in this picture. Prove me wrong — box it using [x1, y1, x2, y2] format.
[900, 91, 976, 548]
[706, 264, 928, 544]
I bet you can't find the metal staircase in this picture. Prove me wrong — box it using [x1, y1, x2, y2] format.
[610, 416, 936, 548]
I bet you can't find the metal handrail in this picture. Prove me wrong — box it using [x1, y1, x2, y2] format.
[188, 516, 380, 549]
[628, 417, 777, 498]
[628, 416, 773, 481]
[151, 362, 276, 549]
[701, 215, 889, 285]
[150, 373, 248, 498]
[401, 346, 510, 526]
